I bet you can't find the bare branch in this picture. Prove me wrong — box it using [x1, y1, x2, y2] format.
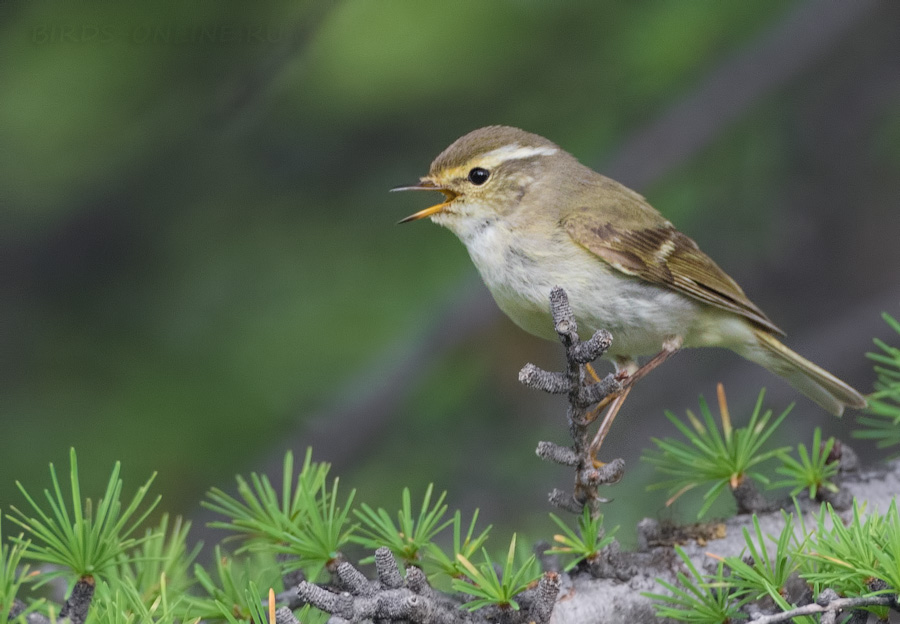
[58, 577, 95, 624]
[523, 287, 622, 516]
[748, 592, 897, 624]
[375, 545, 404, 589]
[273, 606, 299, 624]
[527, 572, 561, 624]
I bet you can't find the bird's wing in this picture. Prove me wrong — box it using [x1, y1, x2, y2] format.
[562, 194, 784, 336]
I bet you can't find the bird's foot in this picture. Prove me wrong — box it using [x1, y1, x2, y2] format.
[588, 339, 683, 458]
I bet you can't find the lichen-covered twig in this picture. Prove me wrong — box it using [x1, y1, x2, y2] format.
[276, 552, 307, 589]
[9, 599, 51, 624]
[747, 589, 898, 624]
[519, 287, 624, 516]
[58, 577, 95, 624]
[273, 606, 299, 624]
[292, 547, 559, 624]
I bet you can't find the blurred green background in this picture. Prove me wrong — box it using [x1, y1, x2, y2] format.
[2, 0, 899, 548]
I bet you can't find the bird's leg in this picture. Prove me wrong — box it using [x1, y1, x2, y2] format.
[623, 335, 683, 387]
[584, 362, 603, 383]
[582, 354, 637, 424]
[584, 358, 638, 425]
[580, 362, 614, 424]
[588, 337, 683, 462]
[588, 386, 632, 466]
[582, 361, 625, 424]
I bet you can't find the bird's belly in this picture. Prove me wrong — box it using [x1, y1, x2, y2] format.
[468, 232, 705, 358]
[501, 274, 702, 358]
[571, 278, 701, 357]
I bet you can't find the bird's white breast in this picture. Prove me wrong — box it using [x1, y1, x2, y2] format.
[447, 214, 717, 359]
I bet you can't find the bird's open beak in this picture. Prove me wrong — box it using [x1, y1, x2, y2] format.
[392, 179, 458, 223]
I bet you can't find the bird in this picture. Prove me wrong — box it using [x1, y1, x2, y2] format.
[393, 125, 866, 433]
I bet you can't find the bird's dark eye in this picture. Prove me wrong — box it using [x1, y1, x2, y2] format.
[467, 167, 490, 185]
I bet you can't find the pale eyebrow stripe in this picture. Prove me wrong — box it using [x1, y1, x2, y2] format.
[479, 144, 558, 168]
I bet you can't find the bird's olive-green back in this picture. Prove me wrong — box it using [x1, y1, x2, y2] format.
[561, 178, 784, 336]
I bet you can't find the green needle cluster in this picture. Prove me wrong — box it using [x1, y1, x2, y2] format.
[8, 448, 159, 583]
[451, 534, 541, 611]
[855, 313, 900, 451]
[644, 387, 791, 518]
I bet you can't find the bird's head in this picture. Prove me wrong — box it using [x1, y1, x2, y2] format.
[394, 126, 573, 233]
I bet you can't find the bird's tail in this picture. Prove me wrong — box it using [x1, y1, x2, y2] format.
[745, 329, 867, 417]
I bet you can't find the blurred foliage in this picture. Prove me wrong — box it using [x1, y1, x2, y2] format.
[2, 0, 898, 550]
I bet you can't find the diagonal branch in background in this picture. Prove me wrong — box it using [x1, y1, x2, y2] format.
[210, 1, 339, 129]
[602, 0, 882, 189]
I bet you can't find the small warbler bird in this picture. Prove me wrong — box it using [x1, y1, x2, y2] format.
[394, 125, 866, 418]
